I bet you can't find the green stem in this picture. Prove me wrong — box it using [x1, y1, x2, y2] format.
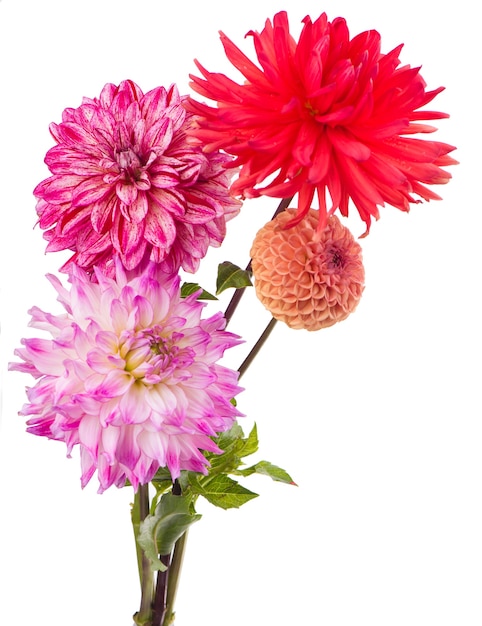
[131, 490, 144, 591]
[152, 480, 183, 626]
[238, 317, 277, 380]
[133, 483, 155, 626]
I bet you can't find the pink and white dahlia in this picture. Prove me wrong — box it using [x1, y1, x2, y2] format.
[9, 263, 243, 492]
[187, 11, 456, 236]
[34, 80, 241, 276]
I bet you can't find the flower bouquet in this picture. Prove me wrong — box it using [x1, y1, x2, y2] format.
[9, 10, 455, 626]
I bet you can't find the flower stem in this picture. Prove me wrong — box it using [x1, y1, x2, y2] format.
[152, 555, 171, 626]
[224, 196, 292, 327]
[223, 259, 252, 326]
[238, 317, 277, 380]
[161, 531, 188, 626]
[152, 480, 183, 626]
[134, 483, 155, 625]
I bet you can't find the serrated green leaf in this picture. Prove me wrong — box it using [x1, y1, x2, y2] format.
[214, 422, 244, 455]
[238, 423, 259, 457]
[216, 262, 252, 295]
[213, 422, 257, 459]
[137, 493, 201, 571]
[181, 282, 217, 300]
[190, 474, 258, 510]
[237, 461, 297, 485]
[202, 422, 260, 478]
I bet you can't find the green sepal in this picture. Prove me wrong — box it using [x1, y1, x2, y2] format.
[236, 460, 297, 485]
[137, 493, 202, 571]
[216, 261, 252, 295]
[188, 474, 258, 510]
[181, 282, 217, 300]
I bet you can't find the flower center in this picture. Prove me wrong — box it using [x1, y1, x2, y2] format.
[122, 327, 194, 384]
[325, 246, 346, 272]
[304, 101, 319, 116]
[147, 333, 177, 360]
[116, 147, 143, 182]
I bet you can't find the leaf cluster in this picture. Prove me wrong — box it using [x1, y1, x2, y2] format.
[181, 261, 252, 301]
[138, 422, 295, 571]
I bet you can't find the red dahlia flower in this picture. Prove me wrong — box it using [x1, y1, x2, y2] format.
[187, 11, 456, 236]
[34, 80, 241, 276]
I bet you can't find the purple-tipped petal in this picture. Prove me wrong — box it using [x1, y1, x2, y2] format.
[10, 264, 244, 492]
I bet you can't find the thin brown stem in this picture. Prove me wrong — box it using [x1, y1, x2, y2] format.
[152, 555, 171, 626]
[224, 196, 293, 327]
[238, 317, 277, 380]
[223, 258, 252, 326]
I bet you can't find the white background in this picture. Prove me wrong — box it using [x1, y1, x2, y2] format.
[0, 0, 480, 625]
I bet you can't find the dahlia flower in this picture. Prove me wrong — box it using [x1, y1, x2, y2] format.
[188, 11, 456, 236]
[9, 263, 243, 492]
[250, 209, 364, 330]
[34, 80, 241, 276]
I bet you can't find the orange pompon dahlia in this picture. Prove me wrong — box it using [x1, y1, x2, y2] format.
[188, 11, 457, 237]
[250, 210, 364, 331]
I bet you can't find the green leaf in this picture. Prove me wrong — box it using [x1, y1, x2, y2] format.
[151, 467, 174, 483]
[203, 423, 259, 477]
[190, 474, 258, 510]
[216, 262, 252, 295]
[215, 421, 244, 448]
[181, 282, 217, 300]
[150, 478, 173, 496]
[238, 423, 259, 458]
[137, 493, 201, 571]
[149, 480, 174, 512]
[150, 468, 175, 510]
[214, 422, 258, 459]
[237, 461, 297, 485]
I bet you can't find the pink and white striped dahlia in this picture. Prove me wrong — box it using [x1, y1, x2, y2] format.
[9, 263, 243, 492]
[34, 80, 241, 276]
